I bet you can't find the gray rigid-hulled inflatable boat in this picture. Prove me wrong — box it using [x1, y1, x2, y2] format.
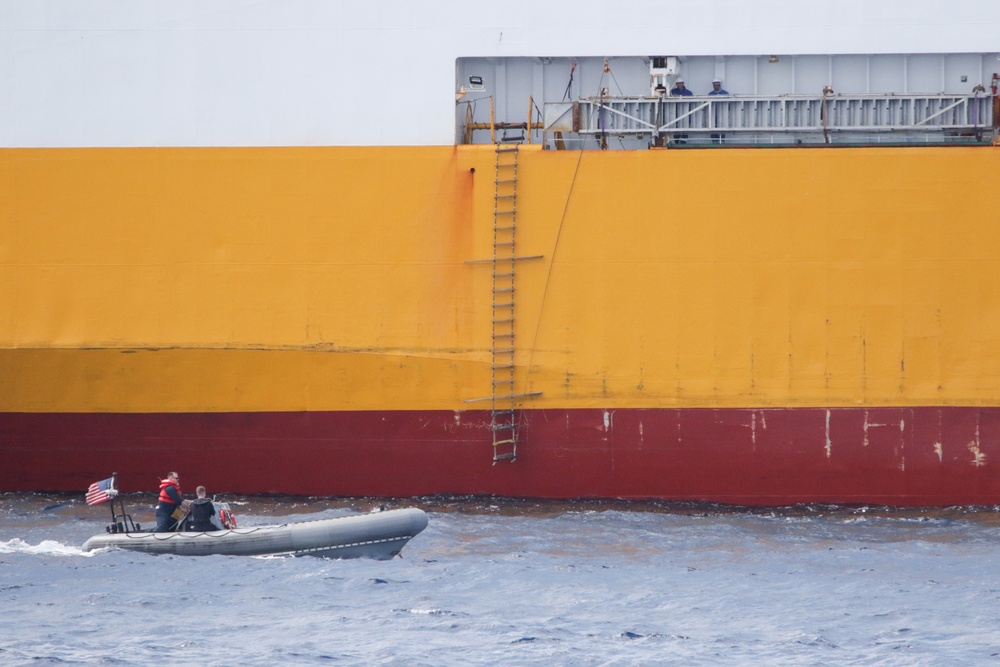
[83, 506, 429, 559]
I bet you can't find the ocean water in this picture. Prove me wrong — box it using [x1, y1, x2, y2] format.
[2, 494, 999, 666]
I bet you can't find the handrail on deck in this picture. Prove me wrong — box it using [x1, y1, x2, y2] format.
[541, 92, 997, 148]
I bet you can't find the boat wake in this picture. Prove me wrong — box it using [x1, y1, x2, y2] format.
[0, 538, 95, 557]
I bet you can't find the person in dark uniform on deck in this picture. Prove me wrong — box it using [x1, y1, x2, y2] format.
[669, 78, 694, 144]
[669, 78, 693, 96]
[708, 79, 730, 143]
[155, 471, 189, 532]
[187, 485, 218, 531]
[708, 79, 729, 95]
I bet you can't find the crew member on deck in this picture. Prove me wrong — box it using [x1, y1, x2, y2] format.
[670, 78, 693, 96]
[155, 471, 189, 532]
[708, 79, 729, 95]
[708, 79, 730, 144]
[669, 78, 694, 144]
[187, 485, 218, 531]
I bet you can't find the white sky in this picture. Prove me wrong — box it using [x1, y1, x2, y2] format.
[2, 1, 998, 146]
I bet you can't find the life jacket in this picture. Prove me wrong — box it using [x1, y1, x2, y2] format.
[188, 498, 215, 530]
[158, 478, 181, 505]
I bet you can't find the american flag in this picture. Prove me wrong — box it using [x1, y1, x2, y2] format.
[86, 476, 117, 506]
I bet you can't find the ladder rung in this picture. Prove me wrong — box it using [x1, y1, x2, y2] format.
[493, 287, 514, 293]
[493, 363, 515, 370]
[496, 194, 516, 199]
[493, 452, 517, 461]
[492, 332, 514, 339]
[496, 179, 517, 184]
[493, 423, 517, 432]
[493, 409, 515, 417]
[509, 391, 542, 399]
[495, 226, 515, 232]
[492, 378, 514, 385]
[495, 210, 516, 215]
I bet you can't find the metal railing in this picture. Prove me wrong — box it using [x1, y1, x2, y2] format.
[543, 93, 997, 148]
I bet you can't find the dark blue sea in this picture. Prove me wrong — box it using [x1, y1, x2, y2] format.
[2, 493, 999, 666]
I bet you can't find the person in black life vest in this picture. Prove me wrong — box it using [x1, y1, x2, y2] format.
[155, 471, 190, 532]
[187, 485, 218, 531]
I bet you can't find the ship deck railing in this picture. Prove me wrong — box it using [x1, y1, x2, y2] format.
[542, 93, 996, 149]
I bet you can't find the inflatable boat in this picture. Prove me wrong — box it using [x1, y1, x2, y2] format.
[83, 506, 428, 559]
[82, 477, 427, 559]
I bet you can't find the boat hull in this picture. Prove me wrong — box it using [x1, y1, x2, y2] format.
[82, 508, 429, 558]
[8, 407, 999, 506]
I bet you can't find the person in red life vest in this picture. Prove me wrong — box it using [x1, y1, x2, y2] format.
[155, 471, 191, 532]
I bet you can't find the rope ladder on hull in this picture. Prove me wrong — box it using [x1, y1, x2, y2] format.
[489, 142, 541, 463]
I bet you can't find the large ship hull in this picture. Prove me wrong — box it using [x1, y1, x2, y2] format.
[3, 145, 1000, 505]
[5, 407, 1000, 506]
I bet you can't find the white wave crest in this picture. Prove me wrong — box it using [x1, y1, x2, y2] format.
[0, 538, 94, 557]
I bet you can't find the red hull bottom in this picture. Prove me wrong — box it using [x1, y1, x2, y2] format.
[3, 407, 998, 506]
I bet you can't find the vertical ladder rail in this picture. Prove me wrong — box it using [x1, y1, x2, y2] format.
[491, 144, 520, 462]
